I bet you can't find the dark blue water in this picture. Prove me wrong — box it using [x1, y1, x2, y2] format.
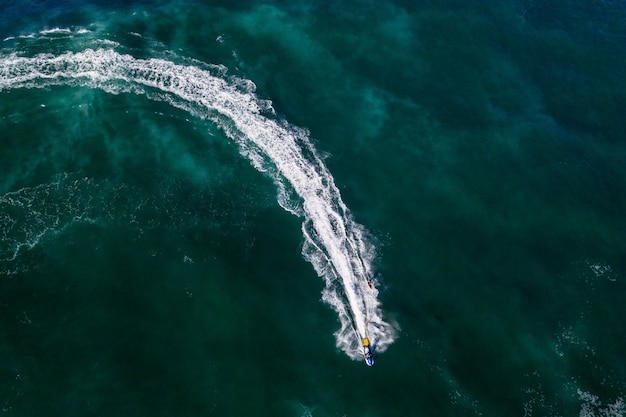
[1, 1, 626, 416]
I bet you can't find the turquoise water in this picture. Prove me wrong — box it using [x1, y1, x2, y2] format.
[1, 1, 626, 416]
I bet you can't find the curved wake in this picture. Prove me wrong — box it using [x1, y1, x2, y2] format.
[0, 40, 397, 359]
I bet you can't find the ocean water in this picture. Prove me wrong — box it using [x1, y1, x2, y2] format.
[1, 1, 625, 416]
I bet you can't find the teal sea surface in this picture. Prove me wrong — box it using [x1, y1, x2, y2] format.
[1, 1, 626, 416]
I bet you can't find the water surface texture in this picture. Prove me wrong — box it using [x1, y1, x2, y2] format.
[1, 1, 625, 416]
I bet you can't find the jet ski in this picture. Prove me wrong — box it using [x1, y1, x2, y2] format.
[362, 337, 374, 366]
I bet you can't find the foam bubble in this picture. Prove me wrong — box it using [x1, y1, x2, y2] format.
[588, 262, 616, 281]
[578, 389, 625, 417]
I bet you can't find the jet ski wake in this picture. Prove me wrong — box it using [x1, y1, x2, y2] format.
[0, 40, 398, 364]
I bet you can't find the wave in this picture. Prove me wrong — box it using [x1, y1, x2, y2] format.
[0, 174, 100, 264]
[0, 44, 397, 359]
[0, 171, 258, 276]
[2, 27, 92, 43]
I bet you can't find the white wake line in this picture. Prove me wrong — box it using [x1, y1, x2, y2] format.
[0, 48, 397, 358]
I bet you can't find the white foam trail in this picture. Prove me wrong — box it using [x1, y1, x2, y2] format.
[0, 47, 397, 359]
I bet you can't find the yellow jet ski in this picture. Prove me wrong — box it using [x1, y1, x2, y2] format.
[362, 338, 374, 366]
